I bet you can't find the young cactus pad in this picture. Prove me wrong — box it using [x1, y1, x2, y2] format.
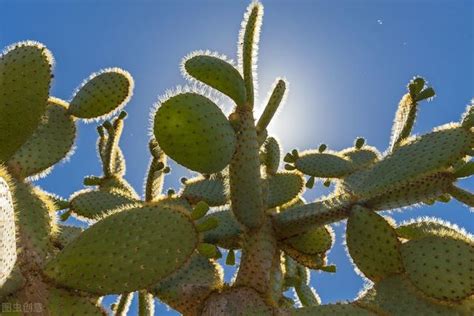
[0, 1, 473, 315]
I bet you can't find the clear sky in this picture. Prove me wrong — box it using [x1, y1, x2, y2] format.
[1, 0, 473, 314]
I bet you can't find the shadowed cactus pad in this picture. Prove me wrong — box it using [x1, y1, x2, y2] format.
[8, 98, 76, 179]
[0, 41, 53, 161]
[267, 172, 304, 208]
[154, 92, 236, 173]
[401, 235, 474, 301]
[346, 206, 403, 281]
[44, 204, 199, 294]
[181, 176, 228, 206]
[68, 68, 133, 120]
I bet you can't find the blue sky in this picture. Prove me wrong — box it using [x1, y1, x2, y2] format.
[2, 0, 473, 314]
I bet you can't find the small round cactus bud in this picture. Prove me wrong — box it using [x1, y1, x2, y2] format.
[284, 153, 296, 163]
[291, 149, 299, 158]
[414, 87, 435, 102]
[180, 177, 188, 185]
[306, 176, 315, 189]
[355, 137, 365, 149]
[102, 121, 113, 130]
[97, 126, 105, 137]
[408, 77, 425, 96]
[191, 201, 210, 220]
[197, 243, 219, 258]
[318, 144, 327, 153]
[323, 179, 331, 187]
[167, 188, 175, 196]
[226, 249, 236, 266]
[196, 217, 219, 232]
[118, 111, 127, 120]
[163, 166, 171, 174]
[285, 164, 296, 171]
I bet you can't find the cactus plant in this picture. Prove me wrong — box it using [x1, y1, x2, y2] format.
[1, 1, 473, 315]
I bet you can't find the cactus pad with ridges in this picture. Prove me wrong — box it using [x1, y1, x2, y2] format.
[44, 204, 199, 294]
[69, 68, 133, 120]
[8, 98, 76, 178]
[184, 55, 246, 106]
[154, 93, 236, 173]
[401, 235, 474, 301]
[0, 41, 52, 161]
[346, 206, 403, 282]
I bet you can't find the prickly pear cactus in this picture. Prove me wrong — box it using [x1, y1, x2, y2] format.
[1, 1, 473, 315]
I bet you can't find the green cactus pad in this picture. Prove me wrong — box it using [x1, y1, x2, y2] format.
[53, 225, 83, 249]
[280, 243, 326, 270]
[44, 203, 199, 294]
[0, 172, 16, 287]
[396, 217, 472, 242]
[200, 209, 243, 249]
[70, 189, 139, 220]
[0, 41, 53, 161]
[340, 147, 380, 168]
[154, 92, 236, 174]
[150, 254, 223, 315]
[68, 68, 133, 120]
[346, 206, 403, 282]
[294, 151, 356, 178]
[356, 125, 473, 198]
[262, 137, 281, 175]
[401, 235, 474, 301]
[12, 182, 57, 265]
[48, 287, 106, 316]
[181, 176, 228, 206]
[285, 225, 333, 255]
[8, 98, 76, 178]
[184, 54, 246, 106]
[267, 172, 304, 208]
[288, 303, 373, 315]
[365, 172, 454, 211]
[356, 274, 469, 315]
[295, 283, 320, 307]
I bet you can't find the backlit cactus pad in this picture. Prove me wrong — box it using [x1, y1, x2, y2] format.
[0, 1, 473, 315]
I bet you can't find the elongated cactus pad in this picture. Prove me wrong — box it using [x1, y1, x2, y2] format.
[44, 204, 199, 294]
[69, 189, 139, 220]
[154, 93, 236, 173]
[346, 206, 403, 282]
[8, 98, 76, 178]
[262, 137, 281, 175]
[401, 235, 474, 301]
[181, 176, 228, 206]
[0, 41, 53, 161]
[0, 172, 16, 287]
[396, 217, 471, 242]
[267, 172, 304, 208]
[294, 151, 356, 178]
[69, 68, 133, 120]
[356, 125, 473, 198]
[150, 253, 223, 315]
[184, 54, 246, 106]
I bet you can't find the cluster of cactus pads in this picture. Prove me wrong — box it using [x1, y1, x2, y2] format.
[1, 1, 473, 315]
